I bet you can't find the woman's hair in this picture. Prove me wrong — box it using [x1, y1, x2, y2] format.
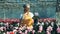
[23, 4, 30, 8]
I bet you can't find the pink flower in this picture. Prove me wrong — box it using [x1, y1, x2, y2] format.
[57, 27, 60, 33]
[39, 26, 43, 31]
[32, 30, 35, 34]
[25, 30, 28, 34]
[47, 26, 53, 32]
[46, 31, 51, 34]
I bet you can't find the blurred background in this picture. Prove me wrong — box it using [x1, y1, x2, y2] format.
[0, 0, 56, 18]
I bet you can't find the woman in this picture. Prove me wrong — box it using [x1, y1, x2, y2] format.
[20, 4, 34, 30]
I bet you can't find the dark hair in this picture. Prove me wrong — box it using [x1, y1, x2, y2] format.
[23, 4, 30, 8]
[23, 4, 27, 8]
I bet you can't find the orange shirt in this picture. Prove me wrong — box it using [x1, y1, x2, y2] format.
[21, 12, 34, 27]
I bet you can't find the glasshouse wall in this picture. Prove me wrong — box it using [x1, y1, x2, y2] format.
[0, 0, 57, 19]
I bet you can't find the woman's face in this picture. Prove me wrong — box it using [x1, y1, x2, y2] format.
[24, 7, 29, 13]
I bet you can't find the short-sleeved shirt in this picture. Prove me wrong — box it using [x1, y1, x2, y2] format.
[20, 12, 34, 27]
[20, 12, 34, 19]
